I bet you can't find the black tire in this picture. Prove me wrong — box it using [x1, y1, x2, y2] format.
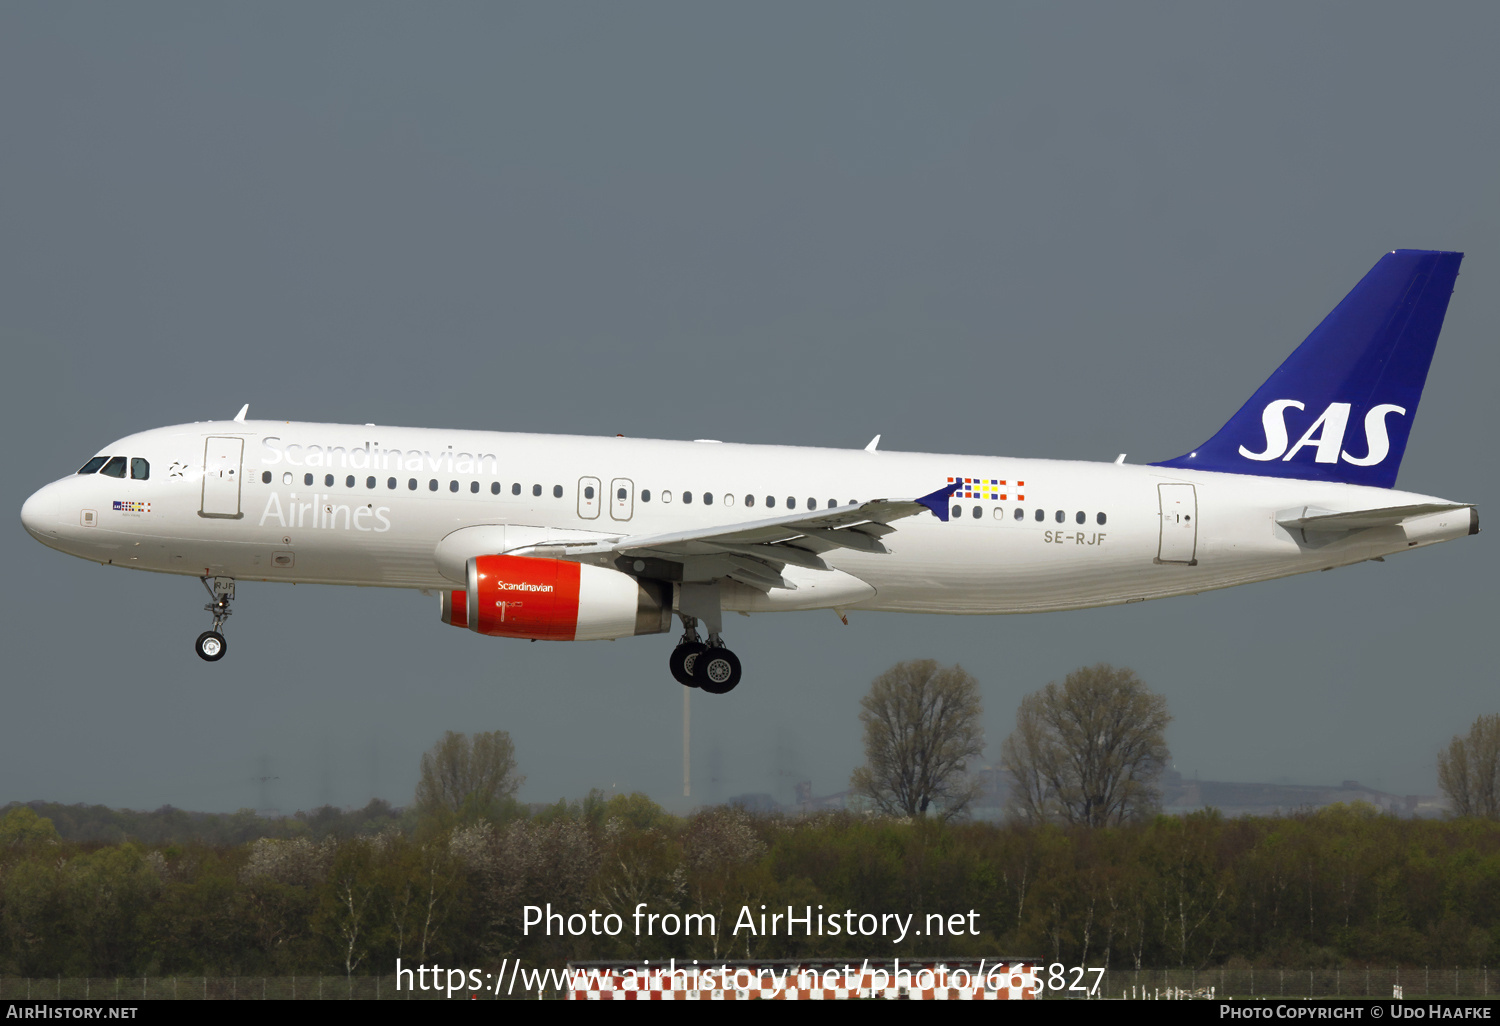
[196, 630, 227, 662]
[670, 642, 706, 687]
[693, 647, 741, 694]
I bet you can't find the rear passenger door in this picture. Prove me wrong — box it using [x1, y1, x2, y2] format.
[1156, 483, 1198, 564]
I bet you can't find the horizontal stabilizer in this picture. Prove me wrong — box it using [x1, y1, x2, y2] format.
[1277, 502, 1472, 533]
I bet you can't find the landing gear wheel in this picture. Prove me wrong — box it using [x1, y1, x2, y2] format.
[670, 643, 707, 687]
[693, 647, 742, 694]
[196, 630, 227, 662]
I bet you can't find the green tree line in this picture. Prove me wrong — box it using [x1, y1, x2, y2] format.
[2, 799, 1497, 977]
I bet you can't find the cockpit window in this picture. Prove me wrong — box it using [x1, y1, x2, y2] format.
[100, 456, 127, 479]
[78, 456, 108, 475]
[131, 458, 149, 481]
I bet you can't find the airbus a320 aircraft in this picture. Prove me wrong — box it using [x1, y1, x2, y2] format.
[21, 251, 1477, 694]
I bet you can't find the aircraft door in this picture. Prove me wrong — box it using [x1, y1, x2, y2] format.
[610, 478, 634, 521]
[578, 477, 601, 519]
[1156, 483, 1198, 565]
[200, 437, 245, 518]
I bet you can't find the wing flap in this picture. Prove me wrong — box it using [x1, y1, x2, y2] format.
[519, 483, 962, 590]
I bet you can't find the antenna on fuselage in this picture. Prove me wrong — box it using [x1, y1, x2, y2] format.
[864, 434, 881, 452]
[234, 404, 249, 423]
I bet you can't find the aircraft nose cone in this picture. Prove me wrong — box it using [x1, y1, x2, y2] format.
[20, 484, 60, 541]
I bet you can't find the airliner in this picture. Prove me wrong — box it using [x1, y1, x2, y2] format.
[20, 251, 1477, 694]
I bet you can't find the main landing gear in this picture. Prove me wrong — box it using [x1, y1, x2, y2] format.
[669, 614, 742, 694]
[195, 576, 235, 662]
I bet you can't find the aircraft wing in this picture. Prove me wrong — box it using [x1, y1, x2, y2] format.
[1277, 502, 1473, 533]
[505, 482, 961, 591]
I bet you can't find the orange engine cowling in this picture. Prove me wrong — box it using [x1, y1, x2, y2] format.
[439, 554, 671, 641]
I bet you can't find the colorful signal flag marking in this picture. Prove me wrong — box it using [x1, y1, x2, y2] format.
[947, 477, 1024, 501]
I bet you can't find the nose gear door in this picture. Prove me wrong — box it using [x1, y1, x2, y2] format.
[200, 437, 245, 519]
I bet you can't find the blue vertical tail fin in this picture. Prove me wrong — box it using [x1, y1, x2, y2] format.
[1152, 250, 1463, 488]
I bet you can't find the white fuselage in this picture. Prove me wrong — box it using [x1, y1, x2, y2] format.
[20, 419, 1477, 622]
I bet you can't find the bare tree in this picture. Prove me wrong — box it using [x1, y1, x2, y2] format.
[850, 659, 985, 820]
[1437, 713, 1500, 818]
[1001, 663, 1171, 827]
[414, 730, 524, 820]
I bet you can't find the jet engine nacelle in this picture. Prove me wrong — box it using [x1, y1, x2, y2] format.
[439, 554, 671, 641]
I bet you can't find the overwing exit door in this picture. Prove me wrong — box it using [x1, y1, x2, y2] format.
[1156, 483, 1198, 565]
[578, 477, 602, 519]
[610, 478, 634, 521]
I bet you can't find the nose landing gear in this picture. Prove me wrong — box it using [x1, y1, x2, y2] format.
[196, 576, 234, 662]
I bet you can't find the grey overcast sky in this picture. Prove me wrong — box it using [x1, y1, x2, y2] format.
[3, 4, 1497, 814]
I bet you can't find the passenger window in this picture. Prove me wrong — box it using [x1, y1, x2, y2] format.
[470, 481, 479, 493]
[1035, 509, 1045, 522]
[78, 456, 109, 475]
[131, 458, 150, 480]
[1076, 511, 1085, 524]
[641, 489, 652, 502]
[388, 478, 397, 489]
[409, 479, 418, 490]
[492, 482, 501, 495]
[1097, 512, 1107, 525]
[617, 488, 627, 500]
[723, 493, 734, 507]
[532, 484, 542, 497]
[828, 499, 837, 509]
[951, 504, 961, 519]
[101, 457, 128, 479]
[584, 485, 595, 499]
[1014, 507, 1025, 520]
[367, 476, 377, 489]
[429, 479, 439, 491]
[346, 475, 356, 488]
[994, 507, 1006, 520]
[973, 506, 982, 519]
[1055, 510, 1065, 523]
[703, 492, 714, 505]
[765, 496, 775, 508]
[282, 472, 293, 485]
[512, 483, 521, 495]
[683, 491, 693, 504]
[786, 497, 795, 509]
[745, 494, 755, 507]
[325, 474, 335, 487]
[305, 473, 314, 486]
[261, 471, 272, 484]
[450, 481, 459, 493]
[553, 485, 563, 498]
[661, 490, 673, 503]
[805, 498, 814, 511]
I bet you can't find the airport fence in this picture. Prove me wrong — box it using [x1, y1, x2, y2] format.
[0, 967, 1493, 1000]
[1048, 966, 1495, 1000]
